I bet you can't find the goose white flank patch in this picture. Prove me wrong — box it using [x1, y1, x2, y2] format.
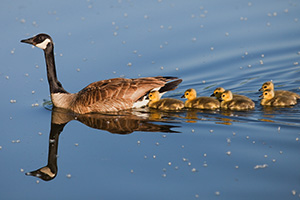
[21, 33, 182, 114]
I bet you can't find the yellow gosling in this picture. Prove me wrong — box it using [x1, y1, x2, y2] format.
[221, 90, 255, 111]
[259, 81, 300, 100]
[148, 91, 184, 111]
[182, 88, 220, 110]
[211, 87, 252, 101]
[260, 89, 297, 106]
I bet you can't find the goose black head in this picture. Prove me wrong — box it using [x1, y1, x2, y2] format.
[21, 33, 52, 50]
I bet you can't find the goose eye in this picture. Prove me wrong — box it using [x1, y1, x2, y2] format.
[264, 92, 267, 95]
[222, 94, 225, 98]
[149, 94, 152, 97]
[264, 86, 267, 88]
[215, 92, 218, 94]
[186, 92, 189, 95]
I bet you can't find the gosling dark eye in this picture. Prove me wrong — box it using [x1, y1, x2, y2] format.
[264, 86, 267, 88]
[222, 95, 225, 98]
[264, 93, 267, 95]
[186, 93, 189, 95]
[215, 92, 218, 94]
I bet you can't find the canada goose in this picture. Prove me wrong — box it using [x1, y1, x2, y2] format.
[260, 89, 297, 106]
[259, 81, 300, 100]
[220, 90, 255, 110]
[182, 88, 220, 110]
[21, 33, 182, 114]
[211, 87, 252, 101]
[147, 91, 184, 110]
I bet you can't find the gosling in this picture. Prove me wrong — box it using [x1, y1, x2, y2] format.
[147, 91, 184, 110]
[211, 87, 252, 101]
[260, 89, 297, 106]
[259, 81, 300, 100]
[221, 90, 255, 111]
[182, 88, 220, 110]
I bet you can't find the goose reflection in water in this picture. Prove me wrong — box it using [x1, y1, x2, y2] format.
[25, 107, 180, 181]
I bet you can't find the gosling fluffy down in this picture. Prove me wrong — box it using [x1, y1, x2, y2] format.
[260, 89, 297, 106]
[259, 81, 300, 100]
[221, 90, 255, 111]
[148, 91, 184, 110]
[182, 88, 220, 110]
[211, 87, 252, 101]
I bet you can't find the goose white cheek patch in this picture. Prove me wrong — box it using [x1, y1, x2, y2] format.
[35, 38, 51, 49]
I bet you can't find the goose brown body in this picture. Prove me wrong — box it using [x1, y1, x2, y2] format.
[21, 33, 182, 114]
[182, 88, 220, 110]
[221, 90, 255, 111]
[148, 91, 184, 110]
[259, 81, 300, 100]
[260, 89, 297, 106]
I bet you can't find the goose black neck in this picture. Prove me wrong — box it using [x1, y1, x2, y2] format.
[44, 44, 68, 94]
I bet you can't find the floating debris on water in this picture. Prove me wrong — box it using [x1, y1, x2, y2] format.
[20, 168, 24, 172]
[292, 190, 297, 196]
[130, 169, 134, 173]
[74, 143, 79, 147]
[215, 191, 220, 196]
[66, 174, 72, 178]
[226, 151, 231, 156]
[10, 100, 17, 103]
[254, 164, 268, 169]
[31, 103, 39, 107]
[191, 168, 197, 172]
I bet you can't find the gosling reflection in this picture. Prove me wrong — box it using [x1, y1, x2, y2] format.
[26, 108, 180, 181]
